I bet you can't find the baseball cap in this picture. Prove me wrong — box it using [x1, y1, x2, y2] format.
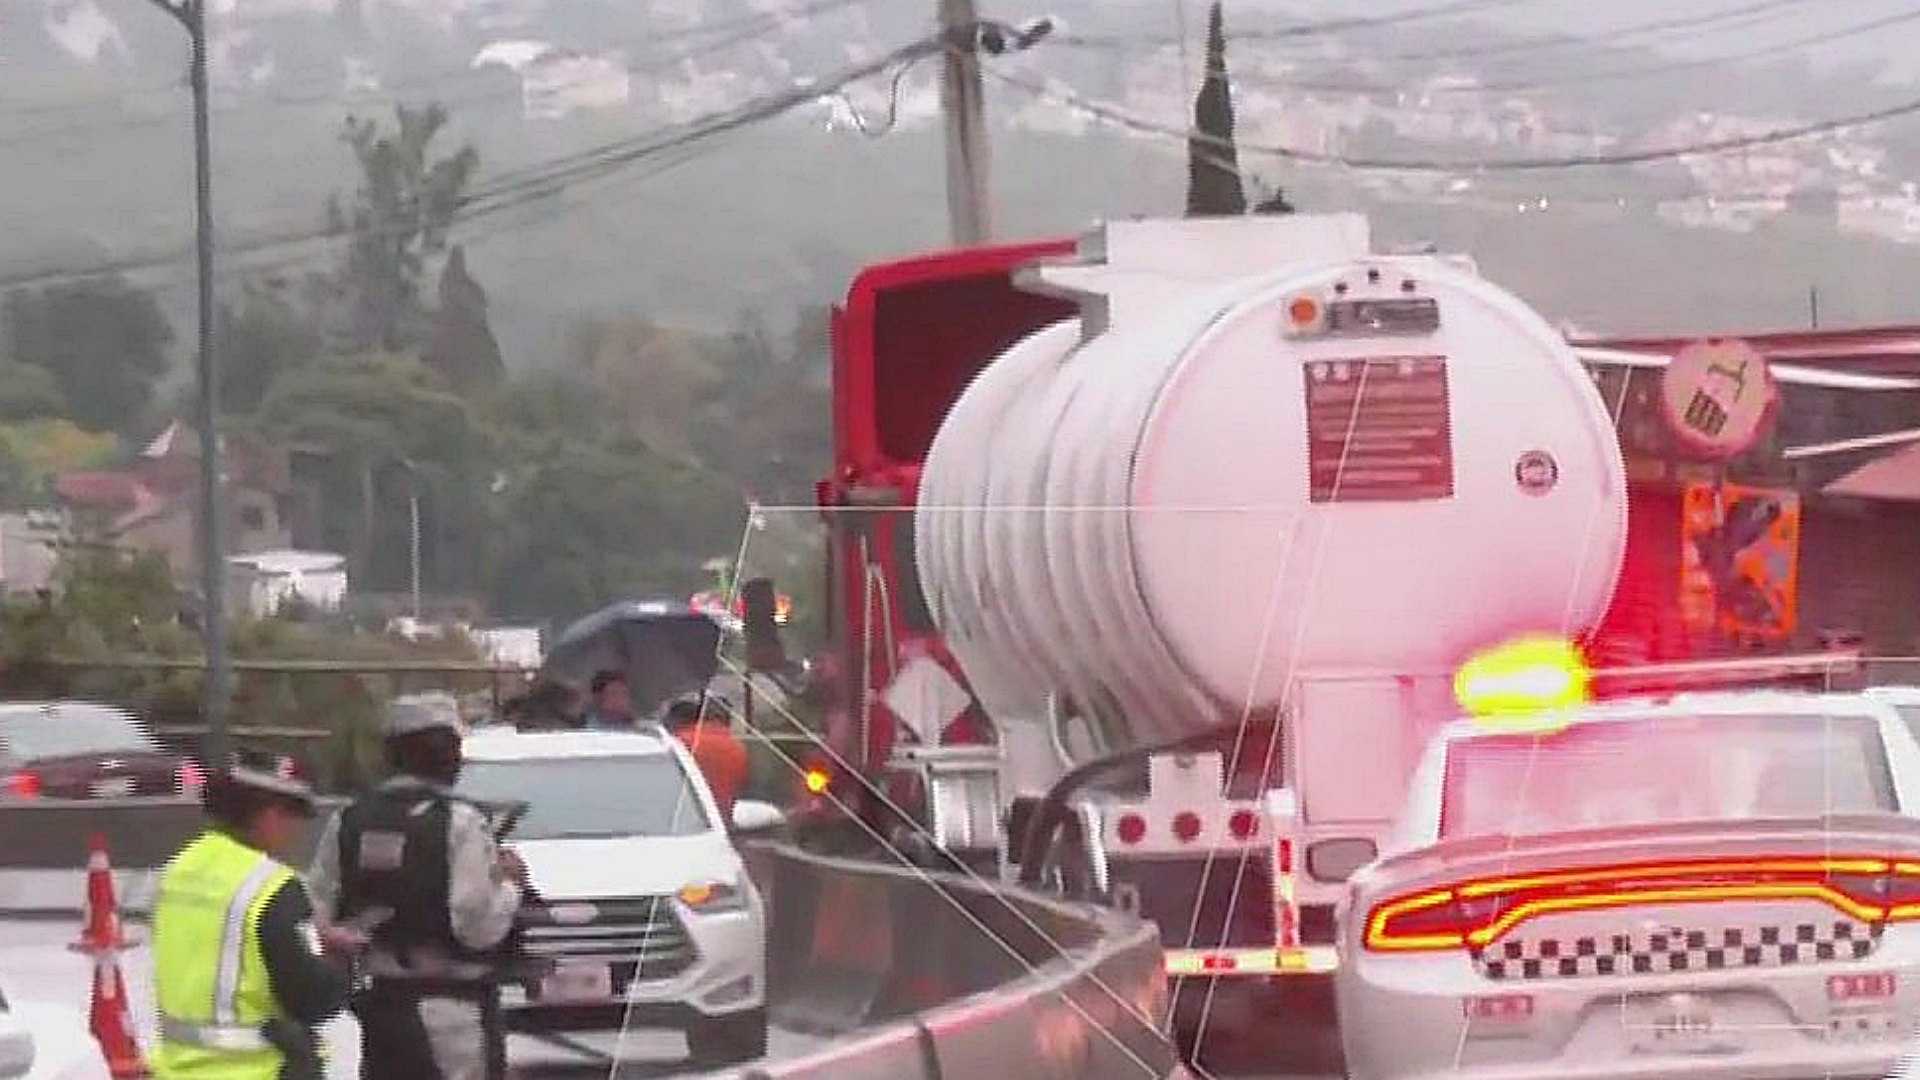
[385, 692, 465, 738]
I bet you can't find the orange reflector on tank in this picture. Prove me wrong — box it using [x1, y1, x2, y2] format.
[1454, 636, 1591, 726]
[1285, 293, 1324, 333]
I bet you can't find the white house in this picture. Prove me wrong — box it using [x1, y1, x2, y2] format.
[227, 549, 348, 618]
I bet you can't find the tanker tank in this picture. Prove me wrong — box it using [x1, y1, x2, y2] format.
[915, 218, 1629, 750]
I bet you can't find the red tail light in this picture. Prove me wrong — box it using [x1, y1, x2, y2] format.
[1829, 972, 1896, 1001]
[1172, 811, 1203, 843]
[176, 760, 206, 794]
[1116, 813, 1147, 845]
[1366, 857, 1917, 953]
[1228, 809, 1260, 840]
[4, 770, 41, 799]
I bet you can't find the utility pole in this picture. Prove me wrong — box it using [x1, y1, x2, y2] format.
[939, 0, 992, 246]
[145, 0, 229, 765]
[1810, 285, 1821, 329]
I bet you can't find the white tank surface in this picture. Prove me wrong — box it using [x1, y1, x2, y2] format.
[917, 218, 1628, 747]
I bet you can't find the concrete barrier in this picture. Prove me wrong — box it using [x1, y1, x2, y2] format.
[0, 796, 342, 915]
[744, 840, 1178, 1080]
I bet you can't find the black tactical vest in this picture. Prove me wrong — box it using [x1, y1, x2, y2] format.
[337, 782, 475, 964]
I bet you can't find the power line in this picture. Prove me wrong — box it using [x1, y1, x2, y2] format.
[1286, 0, 1828, 65]
[1059, 0, 1550, 47]
[0, 0, 878, 145]
[988, 65, 1920, 171]
[0, 26, 977, 293]
[1442, 3, 1920, 93]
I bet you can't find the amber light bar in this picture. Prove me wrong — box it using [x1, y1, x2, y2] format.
[1364, 856, 1920, 953]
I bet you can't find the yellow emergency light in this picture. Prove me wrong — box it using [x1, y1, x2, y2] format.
[1454, 636, 1591, 727]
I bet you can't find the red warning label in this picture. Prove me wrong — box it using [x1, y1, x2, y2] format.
[1304, 356, 1454, 503]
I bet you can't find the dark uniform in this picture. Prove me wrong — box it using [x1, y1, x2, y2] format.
[309, 696, 522, 1080]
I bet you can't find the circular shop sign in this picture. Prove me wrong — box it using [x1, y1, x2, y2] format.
[1659, 338, 1774, 460]
[1515, 450, 1559, 496]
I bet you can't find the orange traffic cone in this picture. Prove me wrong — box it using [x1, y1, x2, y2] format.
[88, 954, 149, 1079]
[73, 833, 130, 953]
[70, 833, 149, 1079]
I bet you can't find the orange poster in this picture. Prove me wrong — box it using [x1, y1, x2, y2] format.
[1679, 482, 1801, 641]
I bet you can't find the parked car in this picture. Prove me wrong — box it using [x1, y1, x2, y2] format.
[0, 701, 202, 800]
[1339, 690, 1920, 1080]
[457, 726, 782, 1066]
[0, 979, 33, 1079]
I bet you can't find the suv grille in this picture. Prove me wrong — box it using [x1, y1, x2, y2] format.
[519, 897, 696, 982]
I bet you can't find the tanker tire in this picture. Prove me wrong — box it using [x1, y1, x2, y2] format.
[687, 1007, 769, 1067]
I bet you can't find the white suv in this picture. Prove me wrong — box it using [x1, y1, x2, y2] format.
[458, 727, 777, 1066]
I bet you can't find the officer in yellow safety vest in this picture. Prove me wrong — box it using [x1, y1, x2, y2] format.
[151, 754, 361, 1080]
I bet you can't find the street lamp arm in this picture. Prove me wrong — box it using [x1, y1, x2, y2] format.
[141, 0, 197, 32]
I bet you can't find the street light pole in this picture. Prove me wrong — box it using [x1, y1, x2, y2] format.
[145, 0, 229, 765]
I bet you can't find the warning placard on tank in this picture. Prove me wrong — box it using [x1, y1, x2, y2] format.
[1304, 356, 1454, 503]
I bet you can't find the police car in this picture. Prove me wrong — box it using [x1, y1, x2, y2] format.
[456, 727, 782, 1066]
[1337, 690, 1920, 1080]
[0, 980, 30, 1079]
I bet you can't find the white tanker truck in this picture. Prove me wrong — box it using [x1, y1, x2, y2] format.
[899, 215, 1629, 1023]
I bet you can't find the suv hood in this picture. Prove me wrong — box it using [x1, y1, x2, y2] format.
[512, 833, 743, 900]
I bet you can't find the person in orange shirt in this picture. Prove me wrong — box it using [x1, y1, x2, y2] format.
[666, 695, 749, 825]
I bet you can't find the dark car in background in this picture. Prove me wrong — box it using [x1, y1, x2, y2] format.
[0, 701, 202, 800]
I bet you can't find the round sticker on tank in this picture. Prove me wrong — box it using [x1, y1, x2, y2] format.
[1515, 450, 1558, 495]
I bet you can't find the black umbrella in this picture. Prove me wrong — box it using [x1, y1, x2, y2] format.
[542, 601, 725, 718]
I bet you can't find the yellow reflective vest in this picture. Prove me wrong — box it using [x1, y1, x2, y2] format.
[150, 830, 297, 1080]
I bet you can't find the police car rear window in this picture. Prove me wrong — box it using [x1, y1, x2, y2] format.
[1441, 714, 1896, 841]
[459, 755, 710, 839]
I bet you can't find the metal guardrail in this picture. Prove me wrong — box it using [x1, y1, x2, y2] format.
[0, 796, 343, 914]
[741, 840, 1177, 1080]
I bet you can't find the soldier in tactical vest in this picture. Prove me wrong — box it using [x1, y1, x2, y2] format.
[308, 694, 527, 1080]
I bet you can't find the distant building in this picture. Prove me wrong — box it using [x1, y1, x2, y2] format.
[0, 511, 60, 595]
[53, 421, 300, 580]
[228, 549, 348, 618]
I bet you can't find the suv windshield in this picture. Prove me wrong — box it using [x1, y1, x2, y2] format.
[0, 707, 157, 761]
[1442, 714, 1896, 840]
[459, 755, 710, 840]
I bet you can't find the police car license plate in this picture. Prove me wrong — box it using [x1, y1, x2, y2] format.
[541, 962, 613, 1003]
[1626, 992, 1741, 1055]
[90, 777, 135, 798]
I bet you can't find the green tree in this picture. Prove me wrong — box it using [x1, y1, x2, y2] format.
[216, 283, 323, 414]
[258, 352, 488, 589]
[422, 245, 505, 392]
[3, 275, 172, 433]
[1186, 2, 1246, 217]
[0, 360, 67, 421]
[324, 104, 479, 352]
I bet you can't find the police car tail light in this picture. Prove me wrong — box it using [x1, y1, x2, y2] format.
[1829, 972, 1896, 1002]
[3, 770, 40, 799]
[1366, 856, 1913, 953]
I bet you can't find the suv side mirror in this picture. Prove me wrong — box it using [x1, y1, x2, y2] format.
[731, 799, 785, 834]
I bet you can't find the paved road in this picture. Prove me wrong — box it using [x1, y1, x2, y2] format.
[0, 920, 827, 1079]
[1, 918, 1341, 1079]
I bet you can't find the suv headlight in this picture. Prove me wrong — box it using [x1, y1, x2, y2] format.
[678, 880, 746, 913]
